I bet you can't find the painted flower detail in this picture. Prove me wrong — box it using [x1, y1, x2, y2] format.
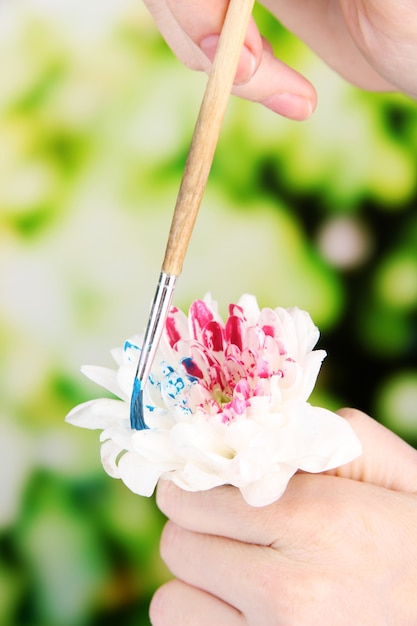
[66, 294, 361, 507]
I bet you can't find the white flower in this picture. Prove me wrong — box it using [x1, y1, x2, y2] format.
[66, 294, 361, 507]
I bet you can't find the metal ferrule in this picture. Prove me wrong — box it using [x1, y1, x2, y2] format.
[134, 271, 177, 389]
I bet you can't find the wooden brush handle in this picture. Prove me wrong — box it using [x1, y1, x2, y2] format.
[162, 0, 255, 277]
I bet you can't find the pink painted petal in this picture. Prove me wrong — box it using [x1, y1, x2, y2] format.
[164, 306, 189, 349]
[181, 356, 205, 380]
[262, 335, 282, 372]
[201, 320, 225, 354]
[225, 394, 247, 417]
[228, 302, 245, 320]
[278, 358, 299, 389]
[189, 299, 215, 342]
[244, 325, 263, 351]
[224, 355, 246, 387]
[240, 347, 258, 373]
[225, 315, 245, 350]
[180, 341, 225, 388]
[234, 378, 251, 399]
[258, 307, 279, 337]
[257, 357, 270, 378]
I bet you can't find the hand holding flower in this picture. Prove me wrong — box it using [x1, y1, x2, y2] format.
[150, 409, 417, 625]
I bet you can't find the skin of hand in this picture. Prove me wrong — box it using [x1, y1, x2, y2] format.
[143, 0, 417, 120]
[150, 409, 417, 625]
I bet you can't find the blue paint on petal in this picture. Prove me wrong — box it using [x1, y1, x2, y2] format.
[124, 340, 140, 352]
[163, 372, 186, 399]
[181, 357, 202, 382]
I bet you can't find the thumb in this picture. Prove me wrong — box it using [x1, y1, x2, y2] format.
[330, 408, 417, 494]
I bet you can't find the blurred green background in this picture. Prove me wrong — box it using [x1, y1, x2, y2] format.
[1, 1, 416, 624]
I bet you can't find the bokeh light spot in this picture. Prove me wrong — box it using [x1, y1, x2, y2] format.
[375, 251, 417, 310]
[317, 215, 373, 269]
[376, 371, 417, 442]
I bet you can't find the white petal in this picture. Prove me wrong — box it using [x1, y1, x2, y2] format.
[144, 408, 175, 430]
[110, 346, 124, 366]
[296, 350, 326, 399]
[116, 363, 136, 399]
[131, 429, 179, 464]
[100, 439, 123, 479]
[117, 451, 171, 497]
[286, 404, 362, 472]
[289, 307, 320, 354]
[100, 424, 134, 452]
[65, 398, 127, 429]
[239, 465, 297, 507]
[237, 293, 260, 324]
[275, 307, 319, 358]
[223, 419, 261, 452]
[81, 365, 128, 400]
[171, 462, 226, 492]
[170, 420, 232, 459]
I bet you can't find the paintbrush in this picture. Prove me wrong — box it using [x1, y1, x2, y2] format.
[130, 0, 256, 429]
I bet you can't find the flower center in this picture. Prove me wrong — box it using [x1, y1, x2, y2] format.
[211, 383, 232, 407]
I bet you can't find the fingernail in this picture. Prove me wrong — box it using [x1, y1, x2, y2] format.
[262, 93, 314, 120]
[200, 34, 256, 85]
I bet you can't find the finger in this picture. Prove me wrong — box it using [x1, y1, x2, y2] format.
[156, 473, 355, 546]
[232, 39, 316, 119]
[144, 0, 315, 119]
[167, 0, 316, 118]
[159, 520, 288, 615]
[144, 0, 263, 81]
[166, 0, 264, 82]
[143, 0, 201, 66]
[157, 410, 417, 544]
[156, 480, 275, 544]
[157, 412, 417, 544]
[329, 409, 417, 493]
[150, 579, 245, 626]
[197, 32, 316, 119]
[261, 0, 394, 91]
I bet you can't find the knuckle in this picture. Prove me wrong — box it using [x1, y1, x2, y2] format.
[159, 520, 182, 565]
[149, 581, 176, 625]
[155, 479, 171, 514]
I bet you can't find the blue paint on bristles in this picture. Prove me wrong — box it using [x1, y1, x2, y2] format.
[130, 377, 149, 430]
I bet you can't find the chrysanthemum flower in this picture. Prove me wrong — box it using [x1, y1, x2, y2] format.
[66, 294, 361, 507]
